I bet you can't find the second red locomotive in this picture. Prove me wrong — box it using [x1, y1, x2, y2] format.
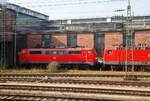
[104, 47, 150, 66]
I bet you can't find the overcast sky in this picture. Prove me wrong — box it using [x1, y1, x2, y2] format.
[8, 0, 150, 20]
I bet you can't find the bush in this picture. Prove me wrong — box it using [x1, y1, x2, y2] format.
[46, 62, 60, 73]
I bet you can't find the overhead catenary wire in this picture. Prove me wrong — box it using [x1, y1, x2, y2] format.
[7, 0, 128, 20]
[9, 0, 126, 7]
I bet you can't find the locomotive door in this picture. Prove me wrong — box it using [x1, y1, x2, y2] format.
[24, 51, 29, 62]
[118, 50, 121, 65]
[21, 50, 28, 62]
[119, 50, 124, 65]
[82, 50, 87, 62]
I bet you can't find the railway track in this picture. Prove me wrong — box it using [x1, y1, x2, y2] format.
[0, 84, 150, 97]
[0, 73, 150, 78]
[0, 77, 150, 87]
[0, 93, 119, 101]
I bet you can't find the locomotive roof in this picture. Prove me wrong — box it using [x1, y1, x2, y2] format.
[22, 48, 95, 51]
[105, 47, 150, 50]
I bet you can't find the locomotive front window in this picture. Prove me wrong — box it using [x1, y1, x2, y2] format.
[30, 51, 42, 54]
[108, 50, 112, 55]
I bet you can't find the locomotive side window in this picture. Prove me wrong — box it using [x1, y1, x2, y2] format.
[52, 51, 57, 54]
[108, 50, 112, 55]
[46, 51, 53, 54]
[69, 51, 81, 54]
[87, 50, 91, 54]
[57, 51, 64, 54]
[63, 51, 68, 54]
[46, 51, 57, 54]
[46, 50, 65, 55]
[45, 50, 81, 55]
[30, 51, 42, 54]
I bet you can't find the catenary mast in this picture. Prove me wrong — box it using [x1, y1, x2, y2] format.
[125, 0, 135, 80]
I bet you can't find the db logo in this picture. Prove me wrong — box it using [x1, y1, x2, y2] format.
[148, 54, 150, 57]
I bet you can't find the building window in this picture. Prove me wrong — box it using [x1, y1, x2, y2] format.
[67, 33, 77, 48]
[94, 33, 105, 57]
[123, 32, 135, 47]
[42, 35, 51, 48]
[123, 32, 126, 47]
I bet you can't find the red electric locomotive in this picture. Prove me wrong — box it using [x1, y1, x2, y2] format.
[19, 48, 98, 66]
[104, 47, 150, 66]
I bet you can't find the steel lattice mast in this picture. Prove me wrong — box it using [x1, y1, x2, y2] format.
[125, 0, 135, 80]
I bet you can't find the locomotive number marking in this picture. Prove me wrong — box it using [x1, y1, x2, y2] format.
[53, 57, 56, 59]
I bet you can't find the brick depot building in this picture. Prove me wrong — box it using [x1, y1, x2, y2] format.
[23, 18, 150, 57]
[0, 3, 49, 65]
[1, 3, 150, 66]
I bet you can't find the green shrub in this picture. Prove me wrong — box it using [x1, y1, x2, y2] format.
[46, 62, 60, 73]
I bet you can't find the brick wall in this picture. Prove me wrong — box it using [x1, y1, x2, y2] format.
[0, 10, 14, 66]
[25, 30, 150, 49]
[77, 32, 94, 48]
[6, 10, 13, 32]
[135, 30, 150, 47]
[27, 34, 42, 48]
[51, 33, 67, 47]
[105, 31, 123, 48]
[0, 10, 13, 42]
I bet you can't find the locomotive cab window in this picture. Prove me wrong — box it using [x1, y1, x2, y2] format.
[87, 50, 91, 54]
[108, 50, 112, 55]
[30, 51, 42, 54]
[22, 50, 25, 54]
